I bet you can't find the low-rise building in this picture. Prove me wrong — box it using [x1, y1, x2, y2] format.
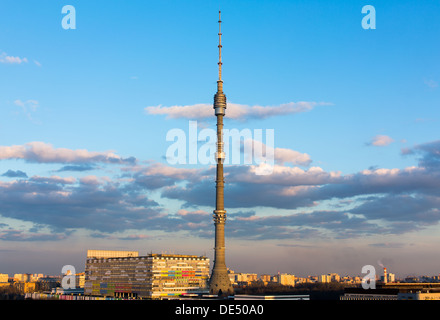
[13, 273, 44, 282]
[36, 276, 59, 292]
[340, 283, 440, 300]
[14, 281, 36, 293]
[398, 291, 440, 300]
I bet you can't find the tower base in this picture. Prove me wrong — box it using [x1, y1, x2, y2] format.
[209, 269, 233, 297]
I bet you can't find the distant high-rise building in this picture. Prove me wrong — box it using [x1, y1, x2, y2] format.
[260, 274, 271, 284]
[0, 274, 8, 284]
[30, 273, 44, 282]
[278, 273, 296, 286]
[13, 274, 30, 282]
[209, 10, 233, 297]
[388, 272, 396, 283]
[233, 273, 258, 284]
[318, 274, 331, 283]
[328, 273, 341, 282]
[380, 267, 395, 283]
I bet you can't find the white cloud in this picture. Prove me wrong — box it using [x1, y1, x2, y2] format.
[79, 175, 101, 185]
[1, 139, 440, 241]
[30, 175, 77, 185]
[14, 99, 39, 112]
[12, 99, 40, 123]
[0, 52, 28, 64]
[145, 101, 331, 121]
[368, 135, 394, 147]
[274, 147, 312, 166]
[177, 209, 209, 217]
[229, 164, 341, 186]
[424, 79, 438, 88]
[243, 139, 312, 166]
[0, 141, 136, 164]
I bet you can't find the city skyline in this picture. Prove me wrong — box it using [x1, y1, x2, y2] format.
[5, 259, 435, 285]
[1, 1, 440, 279]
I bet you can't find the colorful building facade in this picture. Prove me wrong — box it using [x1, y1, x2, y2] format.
[84, 250, 209, 299]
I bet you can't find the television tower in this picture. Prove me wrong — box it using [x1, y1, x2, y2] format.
[209, 10, 233, 297]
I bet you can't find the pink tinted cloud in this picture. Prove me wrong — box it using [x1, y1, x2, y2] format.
[369, 135, 394, 147]
[145, 101, 331, 121]
[0, 141, 134, 164]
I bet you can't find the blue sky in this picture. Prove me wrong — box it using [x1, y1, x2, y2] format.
[1, 0, 440, 278]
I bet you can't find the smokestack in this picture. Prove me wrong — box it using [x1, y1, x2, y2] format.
[383, 267, 387, 284]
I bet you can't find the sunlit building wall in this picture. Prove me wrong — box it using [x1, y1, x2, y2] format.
[87, 250, 139, 259]
[318, 274, 331, 283]
[76, 272, 85, 288]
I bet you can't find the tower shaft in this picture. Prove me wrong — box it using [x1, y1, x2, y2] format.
[209, 11, 233, 297]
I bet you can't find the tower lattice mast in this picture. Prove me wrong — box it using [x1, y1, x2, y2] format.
[209, 10, 233, 297]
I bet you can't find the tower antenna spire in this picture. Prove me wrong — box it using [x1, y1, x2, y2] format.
[218, 10, 222, 83]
